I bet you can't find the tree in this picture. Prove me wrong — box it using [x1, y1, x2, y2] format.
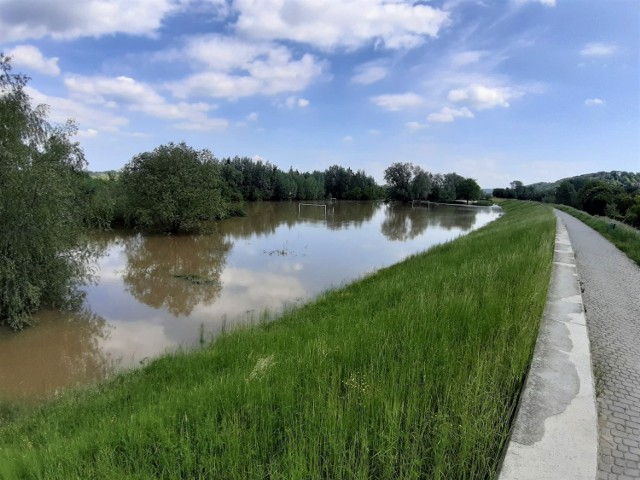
[410, 166, 432, 200]
[437, 173, 465, 202]
[1, 54, 89, 329]
[510, 180, 525, 199]
[578, 180, 623, 216]
[384, 162, 413, 201]
[458, 178, 482, 204]
[120, 142, 228, 233]
[492, 187, 515, 199]
[555, 180, 578, 207]
[325, 165, 352, 199]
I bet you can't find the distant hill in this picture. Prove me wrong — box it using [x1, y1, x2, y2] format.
[528, 171, 640, 191]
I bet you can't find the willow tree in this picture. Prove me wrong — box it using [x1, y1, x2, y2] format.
[0, 54, 88, 329]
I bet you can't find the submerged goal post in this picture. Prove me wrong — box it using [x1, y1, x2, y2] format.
[298, 203, 327, 217]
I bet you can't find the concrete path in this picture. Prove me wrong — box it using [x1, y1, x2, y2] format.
[557, 210, 640, 480]
[499, 214, 598, 480]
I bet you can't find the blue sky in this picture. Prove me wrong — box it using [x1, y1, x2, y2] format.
[1, 0, 638, 188]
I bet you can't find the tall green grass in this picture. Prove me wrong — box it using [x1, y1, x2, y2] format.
[0, 200, 555, 479]
[555, 204, 640, 266]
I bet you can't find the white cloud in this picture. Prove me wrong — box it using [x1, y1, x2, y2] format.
[174, 117, 229, 131]
[169, 37, 325, 99]
[371, 92, 424, 111]
[585, 98, 605, 107]
[448, 84, 514, 110]
[514, 0, 556, 6]
[64, 74, 228, 131]
[342, 135, 353, 142]
[284, 96, 310, 109]
[450, 50, 486, 67]
[247, 112, 259, 121]
[351, 62, 388, 85]
[77, 128, 99, 138]
[427, 106, 474, 123]
[0, 0, 178, 42]
[580, 42, 618, 58]
[405, 121, 427, 132]
[233, 0, 450, 50]
[183, 35, 277, 71]
[25, 86, 129, 132]
[6, 45, 60, 75]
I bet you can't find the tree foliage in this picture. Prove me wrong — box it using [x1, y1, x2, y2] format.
[384, 164, 481, 204]
[411, 166, 432, 201]
[457, 178, 482, 204]
[384, 162, 414, 201]
[0, 54, 89, 329]
[493, 172, 639, 229]
[384, 162, 436, 202]
[578, 180, 624, 216]
[555, 180, 578, 207]
[324, 165, 381, 200]
[120, 143, 229, 233]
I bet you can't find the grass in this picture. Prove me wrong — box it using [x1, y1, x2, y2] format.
[0, 200, 555, 479]
[554, 204, 640, 267]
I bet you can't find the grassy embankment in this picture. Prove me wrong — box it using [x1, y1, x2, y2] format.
[555, 204, 640, 267]
[0, 200, 555, 479]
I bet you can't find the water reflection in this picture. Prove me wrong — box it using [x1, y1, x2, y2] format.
[326, 201, 378, 230]
[0, 309, 112, 402]
[1, 201, 501, 401]
[221, 201, 379, 238]
[123, 234, 232, 316]
[381, 204, 477, 241]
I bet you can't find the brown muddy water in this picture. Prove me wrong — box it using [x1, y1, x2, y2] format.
[0, 201, 501, 402]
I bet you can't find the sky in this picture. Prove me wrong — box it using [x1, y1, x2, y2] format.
[1, 0, 638, 188]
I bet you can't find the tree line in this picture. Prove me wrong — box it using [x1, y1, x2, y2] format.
[79, 154, 483, 234]
[78, 147, 387, 234]
[493, 176, 640, 228]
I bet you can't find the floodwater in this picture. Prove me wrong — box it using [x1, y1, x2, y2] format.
[0, 201, 501, 402]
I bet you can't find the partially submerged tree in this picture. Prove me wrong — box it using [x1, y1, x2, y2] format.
[410, 166, 432, 201]
[384, 162, 414, 202]
[120, 142, 229, 233]
[0, 54, 89, 329]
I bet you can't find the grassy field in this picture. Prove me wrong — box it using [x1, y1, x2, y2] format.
[555, 204, 640, 267]
[0, 200, 555, 479]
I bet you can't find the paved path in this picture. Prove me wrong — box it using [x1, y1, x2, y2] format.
[556, 211, 640, 480]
